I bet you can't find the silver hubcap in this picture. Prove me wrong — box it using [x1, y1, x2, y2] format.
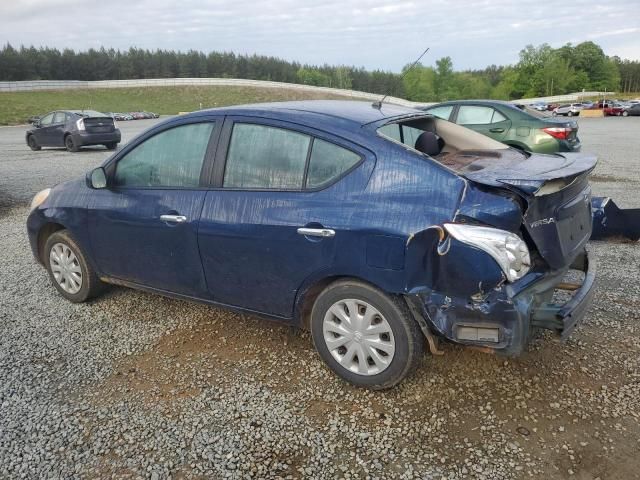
[49, 243, 82, 294]
[322, 299, 395, 376]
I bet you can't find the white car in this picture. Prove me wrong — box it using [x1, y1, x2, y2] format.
[553, 103, 584, 117]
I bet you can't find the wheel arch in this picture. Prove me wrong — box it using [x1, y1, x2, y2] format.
[293, 273, 397, 330]
[37, 222, 66, 263]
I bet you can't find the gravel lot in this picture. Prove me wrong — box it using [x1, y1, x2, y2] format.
[1, 116, 639, 479]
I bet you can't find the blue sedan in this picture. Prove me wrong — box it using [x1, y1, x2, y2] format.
[27, 101, 596, 389]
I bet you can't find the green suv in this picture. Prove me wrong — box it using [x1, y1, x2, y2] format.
[422, 100, 581, 154]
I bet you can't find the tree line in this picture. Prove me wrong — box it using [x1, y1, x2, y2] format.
[1, 41, 638, 102]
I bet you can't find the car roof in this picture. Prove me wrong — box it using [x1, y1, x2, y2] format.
[428, 99, 517, 107]
[193, 100, 423, 128]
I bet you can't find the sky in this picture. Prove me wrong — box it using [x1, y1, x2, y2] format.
[1, 0, 639, 72]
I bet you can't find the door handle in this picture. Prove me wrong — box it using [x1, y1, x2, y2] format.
[160, 214, 187, 223]
[489, 127, 505, 133]
[297, 227, 335, 238]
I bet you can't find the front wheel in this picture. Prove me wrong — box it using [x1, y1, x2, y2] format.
[44, 230, 105, 302]
[310, 280, 424, 390]
[622, 111, 629, 117]
[65, 135, 79, 152]
[27, 135, 41, 151]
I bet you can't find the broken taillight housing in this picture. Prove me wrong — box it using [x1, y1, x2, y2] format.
[443, 224, 531, 282]
[542, 127, 571, 140]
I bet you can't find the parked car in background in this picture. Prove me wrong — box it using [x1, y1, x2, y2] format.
[531, 102, 547, 111]
[582, 100, 594, 108]
[421, 100, 580, 153]
[27, 100, 597, 389]
[26, 110, 121, 152]
[623, 104, 640, 116]
[546, 103, 559, 111]
[595, 102, 625, 116]
[552, 103, 584, 117]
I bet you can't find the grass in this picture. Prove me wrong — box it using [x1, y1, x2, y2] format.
[0, 85, 356, 125]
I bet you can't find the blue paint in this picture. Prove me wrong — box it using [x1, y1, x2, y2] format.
[27, 100, 598, 354]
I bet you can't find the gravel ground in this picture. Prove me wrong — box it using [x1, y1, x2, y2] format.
[1, 116, 639, 479]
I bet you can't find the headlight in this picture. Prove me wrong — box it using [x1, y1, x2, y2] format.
[444, 223, 531, 282]
[30, 188, 51, 211]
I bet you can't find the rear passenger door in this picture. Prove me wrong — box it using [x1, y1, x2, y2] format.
[453, 105, 511, 141]
[198, 117, 367, 318]
[49, 111, 68, 147]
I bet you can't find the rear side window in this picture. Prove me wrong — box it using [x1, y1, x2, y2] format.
[457, 106, 506, 125]
[114, 122, 214, 188]
[224, 124, 311, 189]
[306, 139, 360, 189]
[426, 105, 454, 120]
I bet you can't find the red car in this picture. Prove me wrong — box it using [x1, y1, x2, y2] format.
[596, 102, 625, 116]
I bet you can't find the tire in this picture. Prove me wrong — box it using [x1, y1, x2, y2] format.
[622, 111, 629, 117]
[104, 142, 117, 150]
[65, 135, 79, 152]
[44, 230, 104, 303]
[27, 135, 41, 151]
[310, 279, 424, 390]
[552, 111, 557, 116]
[567, 111, 574, 117]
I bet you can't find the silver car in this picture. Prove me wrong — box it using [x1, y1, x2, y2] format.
[553, 103, 584, 117]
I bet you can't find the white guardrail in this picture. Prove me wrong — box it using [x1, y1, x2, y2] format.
[0, 78, 614, 108]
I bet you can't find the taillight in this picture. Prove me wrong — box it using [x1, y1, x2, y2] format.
[76, 118, 85, 131]
[542, 127, 570, 140]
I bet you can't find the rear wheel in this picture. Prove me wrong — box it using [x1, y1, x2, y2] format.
[27, 135, 41, 151]
[310, 280, 424, 390]
[44, 230, 104, 302]
[104, 142, 117, 150]
[65, 135, 79, 152]
[567, 111, 574, 117]
[622, 111, 629, 117]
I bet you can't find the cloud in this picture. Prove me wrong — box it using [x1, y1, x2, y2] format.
[0, 0, 639, 71]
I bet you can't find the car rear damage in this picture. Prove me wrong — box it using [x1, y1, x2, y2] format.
[400, 139, 598, 355]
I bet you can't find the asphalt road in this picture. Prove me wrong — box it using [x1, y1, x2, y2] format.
[1, 116, 639, 479]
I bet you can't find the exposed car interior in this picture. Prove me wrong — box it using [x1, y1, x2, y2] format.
[378, 115, 517, 173]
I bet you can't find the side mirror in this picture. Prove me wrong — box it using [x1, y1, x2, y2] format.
[87, 167, 107, 189]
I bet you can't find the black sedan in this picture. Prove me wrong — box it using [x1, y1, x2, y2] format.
[622, 104, 640, 116]
[26, 110, 121, 152]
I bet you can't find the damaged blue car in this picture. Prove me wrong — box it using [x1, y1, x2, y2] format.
[27, 101, 596, 389]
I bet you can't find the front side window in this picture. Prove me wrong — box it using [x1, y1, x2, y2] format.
[39, 113, 54, 126]
[114, 122, 214, 188]
[224, 124, 311, 189]
[306, 139, 360, 188]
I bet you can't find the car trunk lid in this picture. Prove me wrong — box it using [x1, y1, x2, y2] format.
[83, 117, 116, 133]
[456, 151, 596, 270]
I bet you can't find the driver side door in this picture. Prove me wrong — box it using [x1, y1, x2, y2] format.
[87, 117, 220, 297]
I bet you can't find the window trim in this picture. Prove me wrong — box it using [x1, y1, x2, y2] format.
[106, 118, 221, 191]
[211, 116, 365, 193]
